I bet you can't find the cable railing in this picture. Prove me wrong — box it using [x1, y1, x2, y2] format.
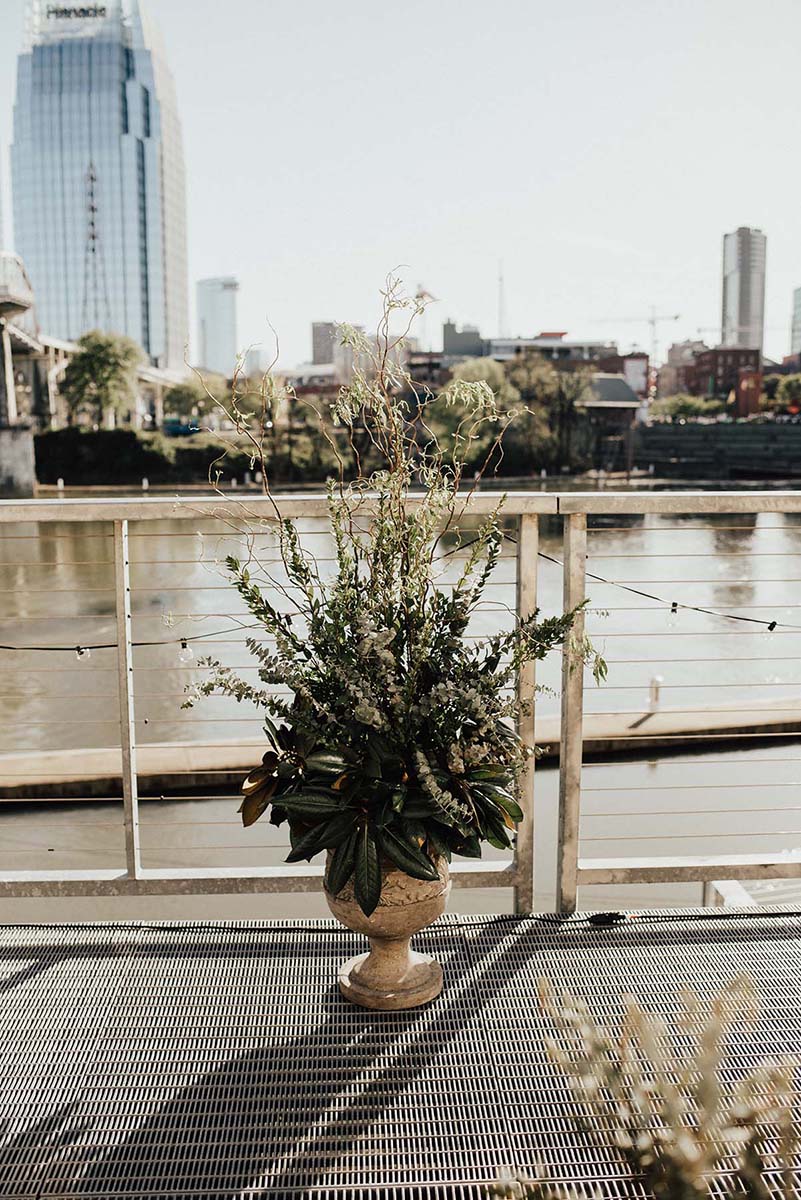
[0, 490, 800, 913]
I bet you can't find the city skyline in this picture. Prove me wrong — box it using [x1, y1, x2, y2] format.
[2, 0, 801, 368]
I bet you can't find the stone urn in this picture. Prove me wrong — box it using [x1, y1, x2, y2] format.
[324, 852, 451, 1010]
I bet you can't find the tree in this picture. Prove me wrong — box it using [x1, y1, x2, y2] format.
[762, 373, 782, 401]
[650, 393, 725, 421]
[425, 358, 521, 471]
[505, 352, 593, 472]
[60, 331, 142, 426]
[777, 374, 801, 411]
[164, 381, 206, 419]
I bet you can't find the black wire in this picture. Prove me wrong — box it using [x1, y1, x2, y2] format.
[501, 532, 801, 632]
[0, 621, 265, 655]
[2, 528, 800, 653]
[1, 909, 800, 934]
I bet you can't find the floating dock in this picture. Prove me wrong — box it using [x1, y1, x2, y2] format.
[1, 695, 799, 799]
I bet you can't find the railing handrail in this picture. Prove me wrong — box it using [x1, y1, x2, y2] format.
[0, 492, 558, 523]
[559, 490, 801, 513]
[2, 489, 801, 524]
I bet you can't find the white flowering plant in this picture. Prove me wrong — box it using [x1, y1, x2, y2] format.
[186, 280, 602, 916]
[493, 976, 798, 1199]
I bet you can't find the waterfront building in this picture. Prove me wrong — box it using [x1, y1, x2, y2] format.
[658, 339, 709, 396]
[11, 0, 188, 369]
[679, 346, 760, 407]
[791, 287, 801, 356]
[488, 332, 618, 363]
[312, 322, 336, 364]
[721, 227, 766, 351]
[197, 277, 239, 376]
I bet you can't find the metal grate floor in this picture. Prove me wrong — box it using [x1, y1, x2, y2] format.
[1, 910, 801, 1199]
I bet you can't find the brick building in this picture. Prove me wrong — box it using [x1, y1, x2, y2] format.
[678, 347, 760, 399]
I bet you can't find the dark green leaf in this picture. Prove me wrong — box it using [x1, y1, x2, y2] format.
[325, 830, 358, 895]
[379, 825, 440, 881]
[354, 824, 381, 916]
[277, 790, 345, 816]
[304, 752, 349, 777]
[456, 835, 482, 858]
[474, 784, 523, 825]
[285, 811, 357, 863]
[425, 826, 453, 863]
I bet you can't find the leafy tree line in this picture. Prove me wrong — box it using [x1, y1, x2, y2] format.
[53, 332, 601, 481]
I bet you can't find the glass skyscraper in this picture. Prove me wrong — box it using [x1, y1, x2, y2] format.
[197, 277, 239, 376]
[721, 226, 766, 353]
[11, 1, 188, 369]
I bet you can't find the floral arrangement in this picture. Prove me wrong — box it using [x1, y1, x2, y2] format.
[186, 281, 602, 915]
[493, 976, 797, 1199]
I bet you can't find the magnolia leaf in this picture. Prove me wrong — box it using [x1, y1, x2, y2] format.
[481, 786, 524, 825]
[305, 752, 349, 777]
[354, 824, 381, 916]
[379, 826, 439, 882]
[239, 777, 276, 827]
[285, 811, 356, 863]
[325, 829, 358, 895]
[277, 790, 345, 816]
[241, 766, 276, 797]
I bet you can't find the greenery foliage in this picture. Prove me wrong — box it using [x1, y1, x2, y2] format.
[651, 393, 726, 421]
[60, 330, 142, 425]
[33, 428, 255, 486]
[493, 977, 797, 1200]
[184, 280, 603, 914]
[777, 374, 801, 409]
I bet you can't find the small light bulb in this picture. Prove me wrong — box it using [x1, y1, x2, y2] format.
[75, 645, 91, 661]
[178, 639, 194, 663]
[767, 621, 777, 636]
[667, 602, 679, 628]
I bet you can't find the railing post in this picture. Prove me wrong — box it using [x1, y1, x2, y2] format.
[556, 511, 587, 914]
[114, 519, 140, 877]
[514, 513, 538, 914]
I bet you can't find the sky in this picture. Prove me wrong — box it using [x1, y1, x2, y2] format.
[0, 0, 800, 368]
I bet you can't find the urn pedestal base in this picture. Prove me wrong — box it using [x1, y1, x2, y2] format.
[325, 852, 450, 1011]
[338, 940, 443, 1010]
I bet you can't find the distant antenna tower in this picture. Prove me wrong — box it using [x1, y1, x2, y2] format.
[497, 260, 507, 337]
[81, 162, 112, 330]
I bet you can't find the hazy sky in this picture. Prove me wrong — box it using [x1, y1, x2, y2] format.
[1, 0, 799, 367]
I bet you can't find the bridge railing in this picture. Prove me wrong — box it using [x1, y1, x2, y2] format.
[1, 490, 800, 912]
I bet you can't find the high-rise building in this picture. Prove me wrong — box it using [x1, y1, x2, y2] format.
[197, 277, 239, 376]
[791, 288, 801, 356]
[721, 227, 766, 351]
[11, 1, 188, 368]
[312, 322, 336, 364]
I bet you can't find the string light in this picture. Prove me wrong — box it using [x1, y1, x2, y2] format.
[667, 601, 679, 628]
[178, 638, 194, 663]
[74, 645, 91, 661]
[532, 545, 801, 634]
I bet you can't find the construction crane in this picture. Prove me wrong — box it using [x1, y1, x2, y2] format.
[592, 309, 680, 365]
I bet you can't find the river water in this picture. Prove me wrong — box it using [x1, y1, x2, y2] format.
[1, 489, 800, 918]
